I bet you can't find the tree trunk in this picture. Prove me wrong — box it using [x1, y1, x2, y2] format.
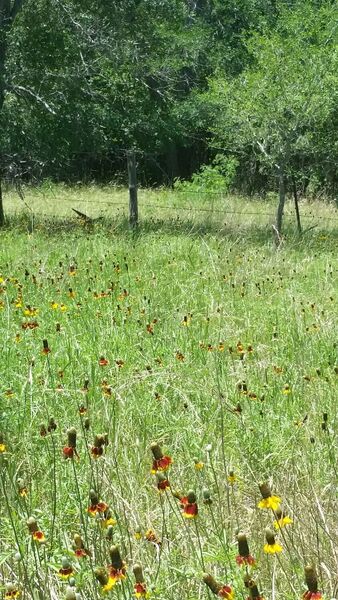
[166, 140, 179, 186]
[0, 177, 4, 226]
[292, 176, 302, 234]
[275, 166, 286, 244]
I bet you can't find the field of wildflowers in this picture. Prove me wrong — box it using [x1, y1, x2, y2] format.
[0, 194, 337, 600]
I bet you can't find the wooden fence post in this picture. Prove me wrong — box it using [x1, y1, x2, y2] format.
[127, 150, 138, 226]
[292, 176, 302, 234]
[0, 177, 4, 227]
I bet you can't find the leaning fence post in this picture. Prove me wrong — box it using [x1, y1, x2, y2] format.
[127, 150, 138, 226]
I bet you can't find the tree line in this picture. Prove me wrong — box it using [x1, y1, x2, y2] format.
[0, 0, 337, 227]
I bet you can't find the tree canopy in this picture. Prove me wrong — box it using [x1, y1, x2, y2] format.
[0, 0, 336, 199]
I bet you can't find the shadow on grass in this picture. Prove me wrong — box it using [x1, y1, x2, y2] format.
[2, 212, 337, 249]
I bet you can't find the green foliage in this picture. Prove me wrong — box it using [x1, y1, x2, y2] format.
[0, 0, 336, 196]
[174, 154, 238, 194]
[207, 2, 338, 194]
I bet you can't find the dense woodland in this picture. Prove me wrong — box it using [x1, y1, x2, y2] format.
[0, 1, 337, 197]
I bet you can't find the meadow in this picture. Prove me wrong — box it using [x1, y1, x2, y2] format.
[0, 186, 337, 600]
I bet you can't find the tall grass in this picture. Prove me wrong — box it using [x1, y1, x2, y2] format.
[0, 187, 337, 600]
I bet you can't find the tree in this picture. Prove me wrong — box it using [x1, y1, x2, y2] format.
[0, 0, 25, 225]
[207, 2, 338, 240]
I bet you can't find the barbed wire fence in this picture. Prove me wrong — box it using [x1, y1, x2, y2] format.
[3, 148, 338, 232]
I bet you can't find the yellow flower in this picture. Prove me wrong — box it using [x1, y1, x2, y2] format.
[227, 471, 237, 485]
[264, 542, 283, 554]
[273, 515, 293, 529]
[51, 302, 59, 309]
[60, 304, 67, 312]
[282, 384, 291, 395]
[264, 529, 282, 554]
[181, 314, 191, 326]
[102, 517, 117, 529]
[194, 460, 204, 471]
[103, 576, 116, 592]
[32, 531, 46, 543]
[0, 443, 6, 453]
[258, 495, 281, 510]
[5, 584, 21, 599]
[23, 307, 38, 317]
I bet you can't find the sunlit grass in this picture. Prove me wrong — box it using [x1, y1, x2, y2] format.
[0, 188, 337, 600]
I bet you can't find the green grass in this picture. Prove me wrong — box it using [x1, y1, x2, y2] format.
[0, 186, 337, 600]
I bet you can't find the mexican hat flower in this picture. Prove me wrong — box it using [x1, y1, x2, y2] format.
[108, 545, 126, 584]
[180, 490, 198, 518]
[302, 565, 322, 600]
[150, 442, 172, 474]
[0, 432, 6, 453]
[203, 488, 213, 506]
[263, 529, 282, 554]
[42, 339, 51, 355]
[156, 472, 170, 492]
[17, 478, 28, 497]
[5, 584, 21, 599]
[27, 517, 46, 543]
[244, 576, 264, 600]
[47, 417, 57, 433]
[236, 533, 255, 566]
[273, 508, 293, 529]
[203, 574, 234, 599]
[72, 534, 89, 558]
[227, 470, 237, 485]
[95, 567, 115, 593]
[144, 529, 161, 547]
[91, 433, 107, 458]
[218, 586, 235, 599]
[58, 557, 74, 579]
[258, 482, 281, 511]
[88, 489, 108, 516]
[101, 508, 117, 529]
[63, 428, 78, 459]
[133, 564, 150, 598]
[194, 457, 204, 470]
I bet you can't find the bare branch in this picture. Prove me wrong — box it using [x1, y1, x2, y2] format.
[256, 140, 281, 171]
[11, 84, 56, 114]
